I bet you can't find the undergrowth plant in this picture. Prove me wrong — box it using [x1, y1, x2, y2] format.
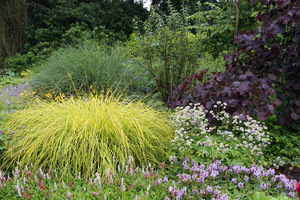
[2, 92, 173, 177]
[169, 102, 270, 167]
[0, 157, 297, 199]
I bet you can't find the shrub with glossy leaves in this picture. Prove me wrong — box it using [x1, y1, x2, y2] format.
[2, 93, 173, 177]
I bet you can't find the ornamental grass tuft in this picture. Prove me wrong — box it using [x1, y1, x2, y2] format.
[2, 93, 173, 177]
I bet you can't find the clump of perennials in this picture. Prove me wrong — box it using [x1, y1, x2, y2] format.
[170, 102, 270, 167]
[0, 156, 297, 199]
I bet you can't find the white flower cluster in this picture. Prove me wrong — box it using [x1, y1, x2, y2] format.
[171, 102, 270, 159]
[171, 103, 210, 151]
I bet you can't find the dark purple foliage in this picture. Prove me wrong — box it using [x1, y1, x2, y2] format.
[167, 0, 300, 126]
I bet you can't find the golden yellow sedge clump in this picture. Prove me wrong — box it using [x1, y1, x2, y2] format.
[3, 94, 174, 177]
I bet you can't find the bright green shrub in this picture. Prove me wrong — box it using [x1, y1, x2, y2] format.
[127, 5, 202, 103]
[3, 93, 173, 177]
[33, 40, 135, 95]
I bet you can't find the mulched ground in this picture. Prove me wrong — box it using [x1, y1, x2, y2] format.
[277, 165, 300, 182]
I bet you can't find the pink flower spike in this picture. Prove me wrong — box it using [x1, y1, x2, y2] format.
[62, 181, 66, 189]
[115, 173, 119, 178]
[27, 184, 30, 192]
[161, 162, 165, 170]
[39, 172, 44, 180]
[127, 179, 138, 190]
[89, 178, 93, 186]
[99, 185, 102, 192]
[25, 171, 33, 179]
[38, 179, 46, 190]
[67, 191, 71, 199]
[110, 175, 113, 185]
[21, 185, 25, 194]
[92, 192, 99, 197]
[34, 175, 38, 183]
[69, 182, 73, 190]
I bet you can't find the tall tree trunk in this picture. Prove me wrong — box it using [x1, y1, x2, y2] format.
[233, 0, 242, 52]
[0, 0, 8, 63]
[0, 0, 27, 64]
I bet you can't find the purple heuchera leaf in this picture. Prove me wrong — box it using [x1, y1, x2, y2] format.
[206, 101, 213, 109]
[273, 99, 281, 107]
[291, 112, 300, 121]
[268, 73, 277, 81]
[228, 99, 237, 107]
[258, 111, 269, 121]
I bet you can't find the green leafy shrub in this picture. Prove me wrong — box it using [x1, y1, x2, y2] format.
[3, 54, 32, 75]
[262, 114, 300, 168]
[2, 93, 173, 177]
[33, 40, 136, 95]
[252, 192, 291, 200]
[196, 53, 226, 74]
[169, 102, 270, 167]
[127, 5, 202, 103]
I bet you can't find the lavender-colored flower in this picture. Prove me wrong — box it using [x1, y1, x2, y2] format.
[192, 189, 198, 196]
[244, 176, 249, 182]
[197, 177, 205, 183]
[288, 191, 295, 198]
[220, 194, 230, 200]
[231, 178, 237, 184]
[163, 175, 169, 183]
[157, 178, 163, 185]
[146, 88, 151, 92]
[0, 130, 2, 135]
[214, 189, 221, 197]
[238, 182, 244, 188]
[211, 170, 219, 179]
[184, 156, 190, 162]
[164, 197, 170, 200]
[260, 183, 268, 190]
[206, 185, 213, 194]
